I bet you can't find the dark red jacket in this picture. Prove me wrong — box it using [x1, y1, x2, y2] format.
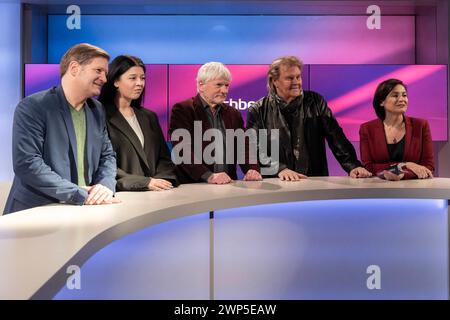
[359, 116, 434, 179]
[169, 94, 260, 183]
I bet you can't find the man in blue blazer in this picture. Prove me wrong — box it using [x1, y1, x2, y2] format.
[4, 43, 119, 214]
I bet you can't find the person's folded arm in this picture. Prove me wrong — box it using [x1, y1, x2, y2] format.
[393, 121, 434, 180]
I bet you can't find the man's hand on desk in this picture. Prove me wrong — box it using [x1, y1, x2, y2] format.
[82, 184, 121, 205]
[278, 168, 307, 181]
[349, 166, 372, 178]
[243, 169, 263, 181]
[207, 172, 233, 184]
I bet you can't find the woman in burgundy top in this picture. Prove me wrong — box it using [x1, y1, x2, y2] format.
[359, 78, 434, 180]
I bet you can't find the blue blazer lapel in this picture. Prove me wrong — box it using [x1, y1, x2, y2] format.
[56, 86, 79, 167]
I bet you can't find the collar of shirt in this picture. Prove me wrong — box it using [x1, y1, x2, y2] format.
[199, 95, 222, 114]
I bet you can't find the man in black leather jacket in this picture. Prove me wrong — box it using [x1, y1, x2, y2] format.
[247, 56, 372, 180]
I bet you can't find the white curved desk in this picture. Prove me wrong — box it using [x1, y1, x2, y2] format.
[0, 177, 449, 299]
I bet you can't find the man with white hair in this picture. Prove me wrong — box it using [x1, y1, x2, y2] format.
[169, 62, 262, 184]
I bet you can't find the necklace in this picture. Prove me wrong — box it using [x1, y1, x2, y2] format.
[383, 121, 405, 144]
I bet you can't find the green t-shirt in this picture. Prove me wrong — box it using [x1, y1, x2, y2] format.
[69, 105, 87, 186]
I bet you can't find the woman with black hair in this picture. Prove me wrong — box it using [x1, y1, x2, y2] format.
[359, 78, 434, 180]
[99, 55, 177, 191]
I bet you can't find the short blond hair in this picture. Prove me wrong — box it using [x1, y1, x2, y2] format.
[267, 56, 303, 94]
[60, 43, 110, 77]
